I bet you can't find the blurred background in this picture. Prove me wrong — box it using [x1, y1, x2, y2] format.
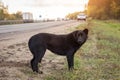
[0, 0, 120, 24]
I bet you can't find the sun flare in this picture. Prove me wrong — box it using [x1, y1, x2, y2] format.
[2, 0, 89, 20]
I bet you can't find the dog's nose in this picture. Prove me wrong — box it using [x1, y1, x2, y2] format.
[77, 40, 82, 43]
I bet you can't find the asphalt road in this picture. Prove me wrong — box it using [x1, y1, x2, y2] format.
[0, 20, 77, 34]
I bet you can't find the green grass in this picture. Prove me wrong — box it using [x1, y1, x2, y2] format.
[45, 20, 120, 80]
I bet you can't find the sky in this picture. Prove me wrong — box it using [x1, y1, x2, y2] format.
[2, 0, 89, 20]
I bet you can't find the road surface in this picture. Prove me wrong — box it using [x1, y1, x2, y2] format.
[0, 20, 76, 34]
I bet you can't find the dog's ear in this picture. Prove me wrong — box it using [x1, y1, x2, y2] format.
[83, 29, 88, 35]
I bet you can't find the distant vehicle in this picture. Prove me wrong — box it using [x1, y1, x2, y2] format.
[22, 12, 33, 23]
[77, 13, 87, 21]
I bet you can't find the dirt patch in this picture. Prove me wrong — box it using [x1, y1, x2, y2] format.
[0, 21, 81, 80]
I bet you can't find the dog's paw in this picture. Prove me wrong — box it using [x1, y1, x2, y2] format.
[38, 70, 43, 74]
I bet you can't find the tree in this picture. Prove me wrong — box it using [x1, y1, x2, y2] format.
[66, 12, 82, 20]
[0, 9, 4, 20]
[7, 14, 16, 20]
[0, 1, 23, 20]
[111, 0, 120, 19]
[87, 0, 120, 19]
[14, 11, 22, 20]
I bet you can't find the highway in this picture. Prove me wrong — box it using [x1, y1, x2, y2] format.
[0, 20, 77, 34]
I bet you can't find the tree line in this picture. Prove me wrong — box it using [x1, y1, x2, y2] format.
[88, 0, 120, 19]
[66, 12, 80, 20]
[0, 9, 22, 20]
[66, 0, 120, 20]
[66, 11, 87, 20]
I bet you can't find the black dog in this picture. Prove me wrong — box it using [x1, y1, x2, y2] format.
[28, 29, 88, 73]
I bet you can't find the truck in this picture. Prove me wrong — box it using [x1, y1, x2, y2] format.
[22, 12, 33, 23]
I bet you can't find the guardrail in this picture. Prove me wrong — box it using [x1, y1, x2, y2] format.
[0, 20, 24, 25]
[0, 19, 69, 25]
[0, 20, 52, 25]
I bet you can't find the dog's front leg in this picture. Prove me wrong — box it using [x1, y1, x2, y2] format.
[66, 51, 75, 70]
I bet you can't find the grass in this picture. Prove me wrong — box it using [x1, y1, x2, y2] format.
[45, 20, 120, 80]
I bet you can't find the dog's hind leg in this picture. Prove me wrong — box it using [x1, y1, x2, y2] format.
[31, 46, 46, 74]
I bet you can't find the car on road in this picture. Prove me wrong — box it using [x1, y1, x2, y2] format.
[77, 14, 87, 21]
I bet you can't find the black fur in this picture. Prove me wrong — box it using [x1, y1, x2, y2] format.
[28, 29, 88, 73]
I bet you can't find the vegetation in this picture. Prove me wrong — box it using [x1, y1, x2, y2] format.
[0, 1, 22, 20]
[45, 20, 120, 80]
[0, 9, 22, 20]
[66, 0, 120, 20]
[66, 11, 86, 20]
[7, 11, 23, 20]
[88, 0, 120, 19]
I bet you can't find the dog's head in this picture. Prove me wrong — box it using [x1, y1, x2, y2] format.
[73, 29, 88, 44]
